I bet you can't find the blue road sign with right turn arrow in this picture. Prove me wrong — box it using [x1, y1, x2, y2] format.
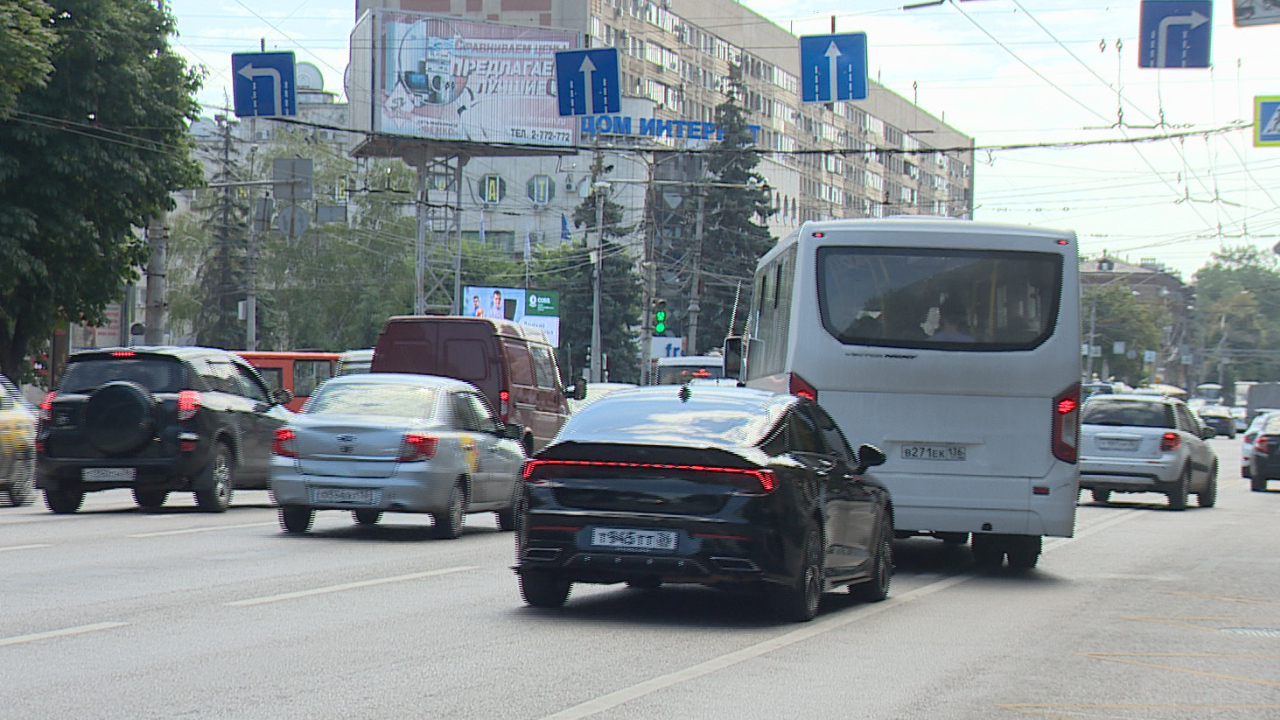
[232, 52, 297, 118]
[799, 33, 868, 103]
[1139, 1, 1212, 68]
[555, 48, 620, 116]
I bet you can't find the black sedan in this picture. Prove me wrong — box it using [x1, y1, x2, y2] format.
[514, 384, 892, 622]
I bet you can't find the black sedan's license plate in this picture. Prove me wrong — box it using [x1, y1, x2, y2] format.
[591, 527, 678, 551]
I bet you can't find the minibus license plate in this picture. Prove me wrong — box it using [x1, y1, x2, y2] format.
[591, 527, 677, 551]
[901, 445, 966, 461]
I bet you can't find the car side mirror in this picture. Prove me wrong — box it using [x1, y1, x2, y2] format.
[853, 443, 886, 475]
[1201, 426, 1215, 440]
[722, 336, 742, 378]
[271, 388, 293, 406]
[570, 380, 587, 401]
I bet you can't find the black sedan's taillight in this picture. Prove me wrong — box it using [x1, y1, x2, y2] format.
[521, 459, 776, 495]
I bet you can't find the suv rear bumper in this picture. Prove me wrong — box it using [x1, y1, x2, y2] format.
[37, 446, 214, 492]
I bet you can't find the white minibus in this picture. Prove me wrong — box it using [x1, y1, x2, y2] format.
[735, 217, 1081, 569]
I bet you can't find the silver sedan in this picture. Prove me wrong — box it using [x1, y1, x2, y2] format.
[269, 373, 526, 538]
[1078, 393, 1219, 510]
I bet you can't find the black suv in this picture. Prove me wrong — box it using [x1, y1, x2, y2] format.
[36, 347, 293, 513]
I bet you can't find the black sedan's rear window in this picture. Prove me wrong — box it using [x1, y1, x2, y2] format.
[557, 387, 790, 448]
[59, 358, 187, 394]
[1082, 399, 1173, 429]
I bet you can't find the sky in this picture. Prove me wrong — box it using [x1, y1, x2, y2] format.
[164, 0, 1280, 281]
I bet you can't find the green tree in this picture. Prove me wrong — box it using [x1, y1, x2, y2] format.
[0, 0, 58, 117]
[1193, 245, 1280, 383]
[1083, 283, 1167, 386]
[0, 0, 202, 382]
[695, 66, 775, 353]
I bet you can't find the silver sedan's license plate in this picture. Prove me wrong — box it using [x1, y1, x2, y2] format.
[901, 444, 966, 461]
[311, 487, 375, 505]
[591, 527, 677, 551]
[83, 467, 135, 482]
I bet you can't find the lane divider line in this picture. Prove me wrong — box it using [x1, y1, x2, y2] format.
[539, 506, 1149, 720]
[0, 622, 128, 648]
[128, 522, 277, 538]
[227, 565, 479, 607]
[0, 544, 51, 553]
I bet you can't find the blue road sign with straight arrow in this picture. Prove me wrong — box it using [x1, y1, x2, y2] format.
[555, 48, 621, 116]
[799, 32, 868, 103]
[1139, 0, 1212, 68]
[232, 51, 297, 118]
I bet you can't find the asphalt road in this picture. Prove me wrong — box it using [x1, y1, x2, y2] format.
[2, 436, 1277, 719]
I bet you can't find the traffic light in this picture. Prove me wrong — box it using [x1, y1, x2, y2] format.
[653, 299, 668, 334]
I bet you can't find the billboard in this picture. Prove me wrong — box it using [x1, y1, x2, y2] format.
[464, 286, 561, 347]
[351, 10, 578, 147]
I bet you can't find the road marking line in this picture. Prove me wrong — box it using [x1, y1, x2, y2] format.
[1080, 652, 1280, 687]
[998, 703, 1280, 718]
[0, 622, 128, 648]
[128, 522, 276, 538]
[1170, 591, 1280, 607]
[539, 506, 1149, 720]
[227, 565, 479, 607]
[0, 544, 51, 553]
[538, 574, 971, 720]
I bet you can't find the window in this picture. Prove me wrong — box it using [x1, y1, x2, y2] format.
[443, 339, 488, 383]
[530, 345, 560, 390]
[463, 392, 499, 434]
[504, 341, 535, 387]
[293, 360, 332, 398]
[231, 364, 268, 403]
[817, 247, 1063, 352]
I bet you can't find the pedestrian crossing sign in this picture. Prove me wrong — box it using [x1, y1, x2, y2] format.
[1255, 96, 1280, 146]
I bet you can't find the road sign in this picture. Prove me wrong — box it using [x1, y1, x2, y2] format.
[554, 48, 621, 116]
[799, 33, 868, 103]
[272, 158, 312, 202]
[232, 52, 297, 118]
[1138, 1, 1212, 68]
[1235, 0, 1280, 26]
[1255, 96, 1280, 146]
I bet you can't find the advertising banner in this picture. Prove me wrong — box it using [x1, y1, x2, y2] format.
[371, 11, 578, 147]
[465, 286, 561, 347]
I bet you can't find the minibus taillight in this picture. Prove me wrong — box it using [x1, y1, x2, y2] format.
[272, 428, 298, 457]
[499, 390, 510, 423]
[398, 433, 438, 462]
[177, 390, 202, 421]
[1160, 432, 1181, 452]
[1051, 383, 1080, 463]
[39, 392, 55, 423]
[789, 373, 817, 401]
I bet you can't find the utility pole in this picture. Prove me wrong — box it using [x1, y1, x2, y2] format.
[686, 190, 704, 355]
[590, 180, 607, 383]
[144, 211, 168, 345]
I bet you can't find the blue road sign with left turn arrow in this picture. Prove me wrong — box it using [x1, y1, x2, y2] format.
[1139, 0, 1212, 68]
[799, 32, 868, 103]
[555, 48, 621, 116]
[232, 52, 297, 118]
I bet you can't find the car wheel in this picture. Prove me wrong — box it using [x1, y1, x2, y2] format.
[495, 507, 518, 531]
[1251, 468, 1267, 492]
[1167, 466, 1190, 511]
[279, 505, 314, 534]
[971, 534, 1004, 569]
[194, 444, 234, 513]
[44, 485, 84, 514]
[1197, 473, 1218, 508]
[519, 569, 572, 608]
[769, 524, 823, 622]
[132, 488, 168, 510]
[1091, 489, 1111, 504]
[431, 480, 467, 539]
[1006, 536, 1042, 570]
[6, 455, 35, 507]
[849, 516, 892, 602]
[352, 509, 383, 526]
[1242, 463, 1251, 479]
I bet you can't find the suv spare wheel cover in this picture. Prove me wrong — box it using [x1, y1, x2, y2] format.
[84, 381, 157, 455]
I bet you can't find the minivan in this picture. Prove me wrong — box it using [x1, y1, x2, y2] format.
[370, 316, 570, 454]
[236, 351, 339, 412]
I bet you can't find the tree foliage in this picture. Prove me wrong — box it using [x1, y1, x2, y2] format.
[1083, 282, 1167, 386]
[1192, 245, 1280, 383]
[0, 0, 203, 382]
[695, 67, 775, 353]
[0, 0, 58, 117]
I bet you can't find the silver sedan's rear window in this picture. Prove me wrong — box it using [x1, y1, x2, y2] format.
[306, 383, 438, 419]
[1082, 399, 1173, 429]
